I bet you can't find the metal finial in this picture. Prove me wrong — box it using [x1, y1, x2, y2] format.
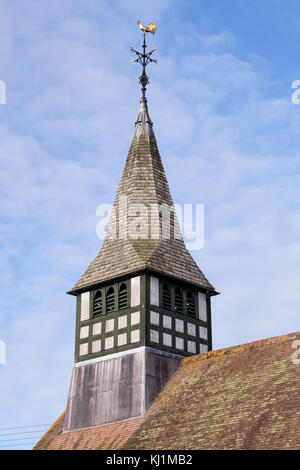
[131, 21, 157, 99]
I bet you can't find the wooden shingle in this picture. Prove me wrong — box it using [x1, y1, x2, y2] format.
[71, 98, 214, 293]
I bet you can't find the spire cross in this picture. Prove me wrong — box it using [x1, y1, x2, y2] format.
[131, 30, 157, 99]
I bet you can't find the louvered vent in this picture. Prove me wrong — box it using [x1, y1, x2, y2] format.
[174, 288, 183, 314]
[106, 287, 115, 314]
[93, 290, 103, 316]
[118, 283, 128, 310]
[162, 284, 171, 310]
[186, 291, 195, 317]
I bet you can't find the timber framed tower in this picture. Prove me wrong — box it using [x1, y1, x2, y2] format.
[63, 22, 217, 432]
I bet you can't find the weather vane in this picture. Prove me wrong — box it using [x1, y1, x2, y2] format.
[131, 20, 157, 99]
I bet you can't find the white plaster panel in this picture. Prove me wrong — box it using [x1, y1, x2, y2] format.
[175, 319, 184, 333]
[131, 330, 140, 343]
[80, 326, 89, 339]
[176, 337, 184, 351]
[131, 311, 140, 326]
[131, 276, 141, 307]
[187, 323, 196, 337]
[92, 323, 102, 336]
[200, 344, 208, 354]
[163, 315, 172, 329]
[118, 315, 127, 330]
[105, 337, 114, 350]
[150, 311, 159, 326]
[150, 276, 159, 306]
[92, 340, 101, 353]
[200, 327, 208, 340]
[188, 341, 196, 354]
[163, 333, 172, 347]
[106, 319, 114, 332]
[198, 292, 207, 322]
[118, 333, 127, 347]
[150, 329, 159, 343]
[79, 343, 89, 356]
[80, 292, 90, 322]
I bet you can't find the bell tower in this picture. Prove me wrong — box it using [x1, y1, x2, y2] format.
[63, 23, 218, 432]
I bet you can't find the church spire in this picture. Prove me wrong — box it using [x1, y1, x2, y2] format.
[70, 22, 214, 294]
[61, 23, 216, 433]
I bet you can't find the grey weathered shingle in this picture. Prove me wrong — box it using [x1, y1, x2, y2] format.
[71, 98, 214, 293]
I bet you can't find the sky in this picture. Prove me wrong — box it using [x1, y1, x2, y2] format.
[1, 0, 300, 449]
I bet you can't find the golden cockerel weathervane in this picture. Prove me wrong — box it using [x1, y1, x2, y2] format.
[137, 20, 157, 34]
[131, 21, 157, 99]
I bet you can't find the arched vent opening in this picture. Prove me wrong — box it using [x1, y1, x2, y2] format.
[93, 290, 103, 316]
[106, 287, 115, 314]
[186, 291, 195, 317]
[118, 283, 128, 310]
[174, 288, 183, 314]
[162, 284, 171, 310]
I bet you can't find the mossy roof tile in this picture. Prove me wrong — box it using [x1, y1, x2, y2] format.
[34, 332, 300, 450]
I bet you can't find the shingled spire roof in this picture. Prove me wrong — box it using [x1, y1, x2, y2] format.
[70, 97, 214, 293]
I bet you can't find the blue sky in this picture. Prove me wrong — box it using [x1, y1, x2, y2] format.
[1, 0, 300, 449]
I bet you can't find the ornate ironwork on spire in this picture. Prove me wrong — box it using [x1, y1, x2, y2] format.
[131, 20, 157, 99]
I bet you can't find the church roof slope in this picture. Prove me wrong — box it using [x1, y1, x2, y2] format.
[33, 416, 144, 451]
[34, 332, 300, 450]
[70, 98, 214, 293]
[123, 332, 300, 450]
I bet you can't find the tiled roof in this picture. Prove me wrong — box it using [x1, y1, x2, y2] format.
[34, 416, 144, 451]
[123, 331, 300, 450]
[34, 332, 300, 450]
[70, 98, 214, 293]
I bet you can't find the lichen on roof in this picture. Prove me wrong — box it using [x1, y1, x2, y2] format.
[123, 332, 300, 450]
[34, 332, 300, 450]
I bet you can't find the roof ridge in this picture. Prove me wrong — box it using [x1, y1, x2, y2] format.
[182, 331, 300, 365]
